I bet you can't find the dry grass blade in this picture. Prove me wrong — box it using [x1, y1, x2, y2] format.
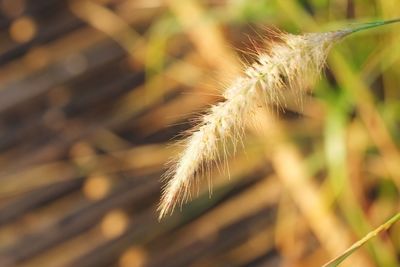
[322, 213, 400, 267]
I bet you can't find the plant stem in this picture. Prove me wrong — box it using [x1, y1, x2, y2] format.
[350, 18, 400, 33]
[322, 212, 400, 267]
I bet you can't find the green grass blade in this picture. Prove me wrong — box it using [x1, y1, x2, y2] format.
[322, 213, 400, 267]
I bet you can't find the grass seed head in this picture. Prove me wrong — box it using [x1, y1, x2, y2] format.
[158, 19, 400, 219]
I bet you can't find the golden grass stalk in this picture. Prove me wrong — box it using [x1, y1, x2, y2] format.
[158, 19, 400, 219]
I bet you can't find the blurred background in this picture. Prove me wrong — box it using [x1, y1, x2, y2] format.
[0, 0, 399, 266]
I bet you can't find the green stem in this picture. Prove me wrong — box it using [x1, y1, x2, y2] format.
[322, 212, 400, 267]
[350, 18, 400, 33]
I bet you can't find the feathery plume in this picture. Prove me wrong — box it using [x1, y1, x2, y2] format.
[158, 19, 400, 219]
